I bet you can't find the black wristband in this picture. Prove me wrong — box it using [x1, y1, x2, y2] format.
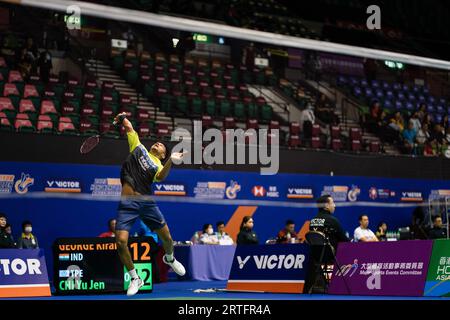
[117, 114, 126, 124]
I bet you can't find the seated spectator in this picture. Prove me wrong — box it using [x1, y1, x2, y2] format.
[417, 103, 427, 122]
[276, 219, 298, 244]
[389, 111, 405, 133]
[424, 139, 438, 157]
[199, 224, 219, 245]
[354, 214, 378, 242]
[237, 216, 259, 245]
[0, 213, 16, 248]
[315, 94, 339, 126]
[430, 123, 446, 145]
[5, 223, 17, 248]
[375, 222, 388, 241]
[17, 220, 39, 249]
[409, 112, 422, 132]
[402, 121, 417, 154]
[215, 221, 234, 245]
[366, 100, 381, 133]
[428, 216, 447, 239]
[445, 126, 450, 144]
[98, 218, 116, 238]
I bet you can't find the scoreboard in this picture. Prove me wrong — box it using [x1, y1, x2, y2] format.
[53, 237, 157, 295]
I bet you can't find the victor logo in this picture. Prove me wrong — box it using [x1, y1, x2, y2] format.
[236, 255, 305, 270]
[237, 256, 251, 269]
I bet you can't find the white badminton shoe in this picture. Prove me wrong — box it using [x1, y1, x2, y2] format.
[163, 256, 186, 276]
[127, 277, 144, 296]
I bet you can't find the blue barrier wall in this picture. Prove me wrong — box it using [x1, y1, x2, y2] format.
[1, 161, 449, 282]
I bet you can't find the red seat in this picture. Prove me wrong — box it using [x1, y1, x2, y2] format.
[68, 77, 80, 86]
[201, 115, 213, 129]
[332, 139, 342, 151]
[269, 120, 280, 130]
[312, 124, 321, 137]
[351, 140, 362, 152]
[311, 137, 321, 149]
[0, 97, 15, 112]
[8, 70, 23, 83]
[19, 99, 37, 113]
[23, 85, 40, 98]
[63, 90, 76, 101]
[101, 105, 114, 120]
[80, 118, 98, 135]
[156, 123, 170, 138]
[83, 91, 96, 102]
[137, 109, 151, 122]
[138, 122, 152, 137]
[331, 126, 341, 139]
[223, 117, 235, 129]
[40, 100, 58, 115]
[350, 128, 362, 141]
[102, 81, 115, 90]
[0, 112, 13, 130]
[81, 105, 96, 117]
[61, 102, 77, 116]
[370, 141, 380, 153]
[3, 83, 20, 96]
[288, 135, 301, 148]
[48, 74, 60, 84]
[37, 117, 54, 133]
[15, 119, 35, 131]
[290, 122, 300, 135]
[246, 119, 259, 130]
[255, 97, 266, 106]
[16, 113, 30, 120]
[100, 122, 116, 135]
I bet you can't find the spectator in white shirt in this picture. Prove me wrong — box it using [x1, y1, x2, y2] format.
[199, 224, 219, 245]
[354, 214, 379, 242]
[215, 221, 234, 245]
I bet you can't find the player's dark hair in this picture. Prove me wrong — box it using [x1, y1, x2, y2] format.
[22, 220, 32, 230]
[286, 219, 295, 226]
[316, 195, 331, 208]
[0, 212, 6, 219]
[216, 221, 225, 227]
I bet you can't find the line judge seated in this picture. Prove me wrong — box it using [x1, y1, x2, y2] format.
[354, 214, 379, 242]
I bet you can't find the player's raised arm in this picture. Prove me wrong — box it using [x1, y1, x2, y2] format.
[114, 112, 134, 132]
[155, 151, 186, 181]
[114, 112, 141, 152]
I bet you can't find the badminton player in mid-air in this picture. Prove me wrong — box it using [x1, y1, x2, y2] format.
[113, 112, 186, 296]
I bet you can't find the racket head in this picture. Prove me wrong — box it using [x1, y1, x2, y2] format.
[80, 135, 100, 154]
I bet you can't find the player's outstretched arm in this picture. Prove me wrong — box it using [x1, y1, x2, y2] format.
[155, 152, 186, 181]
[113, 112, 134, 132]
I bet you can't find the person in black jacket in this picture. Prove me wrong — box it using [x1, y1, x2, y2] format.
[237, 216, 259, 245]
[309, 194, 349, 250]
[0, 213, 16, 249]
[305, 195, 349, 293]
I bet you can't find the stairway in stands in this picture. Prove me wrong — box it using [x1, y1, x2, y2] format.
[84, 58, 175, 131]
[305, 80, 400, 155]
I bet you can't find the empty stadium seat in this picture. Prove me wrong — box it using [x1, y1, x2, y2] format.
[58, 117, 78, 135]
[37, 115, 54, 134]
[223, 117, 236, 129]
[351, 140, 362, 152]
[290, 122, 300, 135]
[288, 135, 301, 148]
[0, 112, 13, 132]
[19, 99, 37, 114]
[332, 139, 342, 151]
[311, 136, 321, 149]
[23, 84, 40, 98]
[40, 100, 58, 115]
[312, 124, 321, 137]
